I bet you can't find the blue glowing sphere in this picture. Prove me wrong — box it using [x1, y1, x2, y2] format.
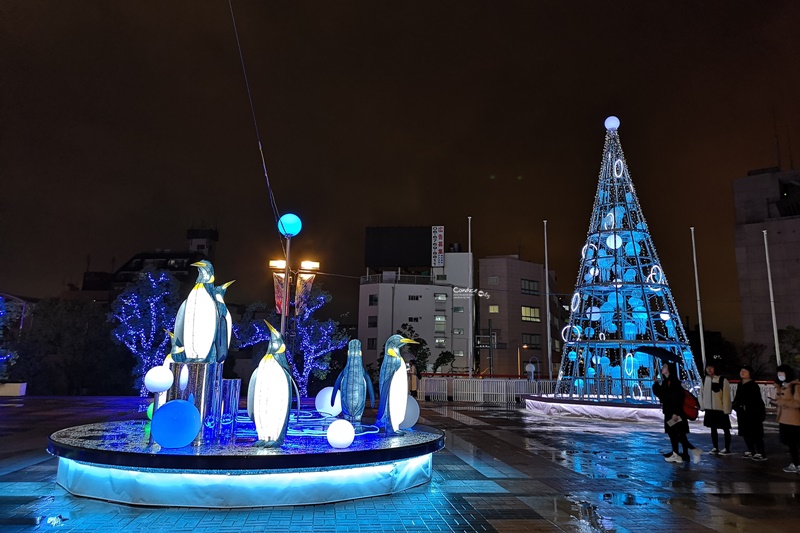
[151, 399, 201, 448]
[574, 379, 585, 390]
[587, 367, 596, 377]
[604, 116, 620, 130]
[568, 351, 577, 361]
[277, 213, 302, 238]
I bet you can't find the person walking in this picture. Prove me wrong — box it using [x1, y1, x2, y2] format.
[731, 365, 766, 461]
[775, 364, 800, 473]
[653, 362, 702, 464]
[700, 362, 732, 455]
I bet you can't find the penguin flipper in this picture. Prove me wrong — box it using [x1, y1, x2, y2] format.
[331, 372, 344, 407]
[286, 370, 302, 416]
[365, 374, 376, 409]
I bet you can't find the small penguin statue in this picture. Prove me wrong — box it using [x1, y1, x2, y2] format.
[331, 339, 375, 428]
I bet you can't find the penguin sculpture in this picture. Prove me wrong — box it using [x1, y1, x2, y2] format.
[331, 339, 375, 427]
[166, 330, 186, 363]
[251, 321, 299, 447]
[376, 334, 417, 434]
[214, 280, 235, 364]
[176, 261, 220, 362]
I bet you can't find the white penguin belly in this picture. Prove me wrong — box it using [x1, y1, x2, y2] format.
[388, 365, 408, 432]
[184, 288, 217, 360]
[254, 358, 289, 442]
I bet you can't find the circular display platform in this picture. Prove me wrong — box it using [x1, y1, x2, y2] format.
[48, 413, 445, 508]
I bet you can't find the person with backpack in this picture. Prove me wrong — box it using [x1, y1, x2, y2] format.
[700, 362, 732, 455]
[653, 361, 702, 464]
[731, 365, 767, 461]
[775, 364, 800, 473]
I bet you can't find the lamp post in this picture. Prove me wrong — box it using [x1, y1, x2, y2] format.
[276, 213, 302, 339]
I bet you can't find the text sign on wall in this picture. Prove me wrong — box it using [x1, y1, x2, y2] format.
[431, 226, 445, 267]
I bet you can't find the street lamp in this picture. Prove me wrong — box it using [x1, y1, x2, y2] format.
[269, 256, 320, 339]
[276, 213, 302, 338]
[517, 344, 529, 378]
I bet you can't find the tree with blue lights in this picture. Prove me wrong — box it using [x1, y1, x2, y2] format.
[235, 287, 347, 397]
[556, 116, 701, 401]
[109, 269, 180, 396]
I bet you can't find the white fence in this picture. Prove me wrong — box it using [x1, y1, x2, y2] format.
[418, 378, 557, 403]
[418, 377, 778, 407]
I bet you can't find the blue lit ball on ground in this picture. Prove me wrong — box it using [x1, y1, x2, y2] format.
[315, 387, 342, 416]
[400, 395, 420, 429]
[326, 419, 355, 449]
[151, 400, 201, 448]
[277, 213, 302, 238]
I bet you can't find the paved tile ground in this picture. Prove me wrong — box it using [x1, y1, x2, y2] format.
[1, 396, 799, 532]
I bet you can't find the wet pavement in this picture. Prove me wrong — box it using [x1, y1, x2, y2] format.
[1, 396, 799, 532]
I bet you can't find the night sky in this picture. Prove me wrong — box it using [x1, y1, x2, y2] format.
[3, 2, 800, 342]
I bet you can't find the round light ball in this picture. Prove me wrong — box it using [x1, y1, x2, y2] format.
[606, 234, 623, 250]
[587, 367, 596, 377]
[144, 365, 174, 393]
[604, 116, 620, 130]
[179, 365, 189, 391]
[146, 402, 154, 420]
[400, 395, 420, 429]
[151, 399, 201, 448]
[277, 213, 302, 238]
[568, 351, 577, 362]
[326, 419, 355, 449]
[315, 386, 342, 416]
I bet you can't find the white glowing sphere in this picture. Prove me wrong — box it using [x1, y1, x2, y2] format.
[144, 366, 174, 393]
[586, 306, 602, 321]
[326, 419, 355, 448]
[660, 312, 671, 321]
[605, 116, 620, 130]
[315, 386, 342, 416]
[179, 365, 189, 391]
[606, 234, 623, 249]
[400, 395, 420, 429]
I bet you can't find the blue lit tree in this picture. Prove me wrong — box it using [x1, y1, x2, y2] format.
[109, 269, 180, 396]
[234, 287, 348, 397]
[0, 296, 16, 381]
[556, 117, 701, 401]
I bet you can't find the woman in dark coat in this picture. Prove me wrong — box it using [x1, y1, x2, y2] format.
[732, 365, 766, 460]
[652, 362, 702, 464]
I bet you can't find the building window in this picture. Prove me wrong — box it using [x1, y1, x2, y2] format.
[435, 338, 446, 348]
[488, 276, 499, 286]
[434, 293, 447, 301]
[367, 316, 378, 328]
[436, 274, 447, 281]
[453, 306, 464, 313]
[408, 295, 421, 301]
[454, 350, 464, 357]
[522, 333, 541, 349]
[367, 338, 377, 350]
[521, 279, 539, 295]
[408, 316, 420, 323]
[368, 294, 378, 306]
[521, 306, 541, 322]
[453, 328, 464, 335]
[435, 315, 446, 322]
[489, 305, 499, 314]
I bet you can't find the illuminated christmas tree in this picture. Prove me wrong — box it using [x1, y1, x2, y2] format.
[556, 116, 701, 401]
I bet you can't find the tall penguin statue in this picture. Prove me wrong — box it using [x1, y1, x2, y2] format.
[331, 339, 375, 428]
[250, 321, 300, 447]
[175, 261, 221, 362]
[214, 280, 235, 363]
[376, 334, 417, 434]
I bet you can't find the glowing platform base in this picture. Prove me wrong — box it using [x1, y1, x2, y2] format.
[48, 413, 444, 508]
[523, 395, 664, 422]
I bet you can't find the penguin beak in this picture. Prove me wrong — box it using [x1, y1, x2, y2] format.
[191, 261, 206, 268]
[400, 338, 419, 345]
[223, 280, 236, 289]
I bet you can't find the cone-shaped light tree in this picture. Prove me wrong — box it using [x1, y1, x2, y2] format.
[556, 116, 701, 401]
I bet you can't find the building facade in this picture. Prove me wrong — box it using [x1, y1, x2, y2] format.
[734, 167, 800, 352]
[358, 252, 473, 371]
[477, 255, 564, 378]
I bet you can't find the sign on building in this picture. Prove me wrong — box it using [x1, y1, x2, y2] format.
[431, 225, 445, 267]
